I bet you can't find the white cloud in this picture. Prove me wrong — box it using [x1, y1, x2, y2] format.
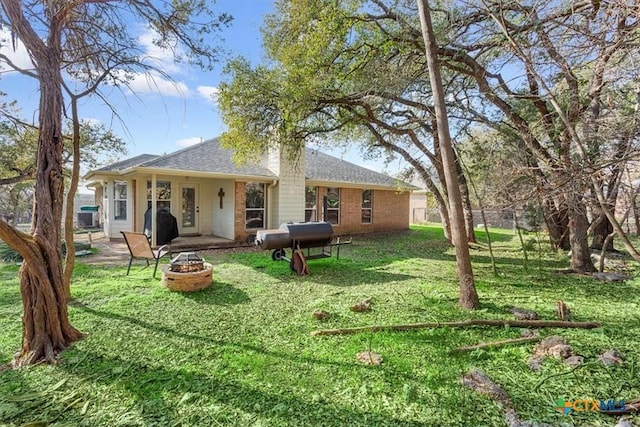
[113, 69, 191, 98]
[99, 27, 192, 98]
[137, 27, 183, 75]
[0, 27, 35, 73]
[176, 137, 202, 147]
[196, 85, 219, 104]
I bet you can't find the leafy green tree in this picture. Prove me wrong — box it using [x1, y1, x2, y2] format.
[219, 0, 483, 243]
[424, 0, 640, 271]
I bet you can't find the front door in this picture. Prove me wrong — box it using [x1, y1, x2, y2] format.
[180, 183, 199, 235]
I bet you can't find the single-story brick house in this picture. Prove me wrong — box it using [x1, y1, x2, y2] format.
[83, 138, 414, 245]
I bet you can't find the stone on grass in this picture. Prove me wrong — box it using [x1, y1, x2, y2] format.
[564, 355, 584, 367]
[547, 344, 572, 360]
[509, 307, 539, 320]
[615, 418, 635, 427]
[350, 297, 372, 312]
[312, 310, 330, 320]
[356, 351, 382, 366]
[593, 272, 631, 282]
[528, 335, 573, 371]
[599, 349, 623, 366]
[539, 335, 567, 349]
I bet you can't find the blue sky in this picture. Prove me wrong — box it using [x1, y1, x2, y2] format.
[0, 0, 404, 181]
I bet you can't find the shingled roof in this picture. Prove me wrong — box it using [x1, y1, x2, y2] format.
[139, 138, 276, 177]
[91, 153, 160, 173]
[305, 149, 405, 188]
[87, 138, 411, 189]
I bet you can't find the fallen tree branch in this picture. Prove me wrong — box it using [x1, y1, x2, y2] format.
[452, 336, 542, 353]
[311, 319, 601, 336]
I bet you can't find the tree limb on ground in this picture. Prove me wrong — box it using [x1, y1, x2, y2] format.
[462, 369, 552, 427]
[311, 319, 600, 336]
[453, 336, 542, 353]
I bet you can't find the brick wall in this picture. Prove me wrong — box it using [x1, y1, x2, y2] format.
[234, 181, 247, 241]
[234, 182, 410, 241]
[317, 186, 410, 235]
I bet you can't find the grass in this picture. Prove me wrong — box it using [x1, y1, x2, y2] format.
[0, 225, 639, 426]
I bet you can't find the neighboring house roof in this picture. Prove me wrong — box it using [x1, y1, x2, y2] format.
[85, 137, 415, 190]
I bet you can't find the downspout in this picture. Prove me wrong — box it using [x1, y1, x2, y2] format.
[268, 179, 278, 228]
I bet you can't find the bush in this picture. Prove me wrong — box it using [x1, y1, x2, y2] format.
[61, 241, 91, 256]
[0, 242, 22, 263]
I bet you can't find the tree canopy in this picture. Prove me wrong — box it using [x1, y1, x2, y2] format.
[219, 0, 640, 274]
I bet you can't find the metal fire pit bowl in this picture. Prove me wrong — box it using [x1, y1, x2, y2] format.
[169, 252, 204, 273]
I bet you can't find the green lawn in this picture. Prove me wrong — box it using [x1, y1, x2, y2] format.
[1, 225, 639, 426]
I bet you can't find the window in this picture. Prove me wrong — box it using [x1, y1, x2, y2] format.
[362, 190, 373, 224]
[113, 181, 127, 220]
[245, 183, 265, 229]
[305, 186, 317, 222]
[325, 187, 340, 225]
[147, 180, 171, 210]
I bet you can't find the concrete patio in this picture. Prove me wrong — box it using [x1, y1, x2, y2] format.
[75, 230, 251, 266]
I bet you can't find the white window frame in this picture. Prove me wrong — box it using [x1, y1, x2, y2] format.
[113, 181, 127, 221]
[147, 180, 172, 210]
[362, 189, 373, 224]
[305, 186, 317, 222]
[325, 187, 340, 225]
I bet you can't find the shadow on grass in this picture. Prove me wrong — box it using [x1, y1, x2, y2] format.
[54, 347, 429, 426]
[236, 255, 420, 286]
[471, 253, 567, 270]
[70, 302, 354, 371]
[175, 281, 251, 305]
[236, 226, 549, 279]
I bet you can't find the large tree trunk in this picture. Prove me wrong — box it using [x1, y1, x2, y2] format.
[418, 0, 479, 309]
[15, 64, 84, 366]
[1, 0, 84, 366]
[567, 195, 596, 273]
[543, 197, 570, 250]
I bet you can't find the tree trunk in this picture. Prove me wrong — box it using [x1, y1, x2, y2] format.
[63, 96, 83, 296]
[418, 0, 479, 309]
[634, 192, 640, 236]
[437, 200, 451, 241]
[543, 197, 570, 250]
[1, 0, 84, 366]
[567, 196, 596, 273]
[416, 169, 451, 241]
[591, 214, 615, 251]
[455, 155, 476, 243]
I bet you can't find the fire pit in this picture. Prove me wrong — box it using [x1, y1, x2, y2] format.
[161, 252, 212, 292]
[169, 252, 204, 273]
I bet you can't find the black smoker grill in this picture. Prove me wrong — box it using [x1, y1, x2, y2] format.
[255, 222, 351, 268]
